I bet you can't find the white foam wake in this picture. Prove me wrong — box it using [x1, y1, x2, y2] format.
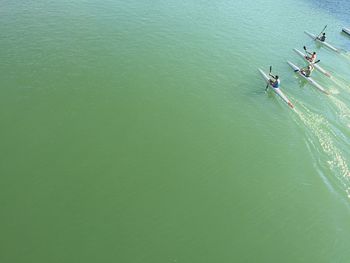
[294, 104, 350, 198]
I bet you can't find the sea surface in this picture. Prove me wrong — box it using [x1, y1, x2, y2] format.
[1, 0, 350, 262]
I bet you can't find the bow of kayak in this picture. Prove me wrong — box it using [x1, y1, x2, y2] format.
[258, 68, 294, 109]
[342, 27, 350, 36]
[287, 61, 330, 95]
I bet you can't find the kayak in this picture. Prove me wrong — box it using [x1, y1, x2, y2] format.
[258, 68, 294, 109]
[342, 27, 350, 36]
[293, 48, 332, 78]
[304, 31, 339, 53]
[287, 61, 329, 95]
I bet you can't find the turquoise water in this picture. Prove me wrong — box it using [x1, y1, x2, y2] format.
[1, 0, 350, 262]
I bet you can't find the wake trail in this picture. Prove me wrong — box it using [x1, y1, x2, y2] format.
[329, 96, 350, 128]
[330, 73, 350, 91]
[293, 103, 350, 198]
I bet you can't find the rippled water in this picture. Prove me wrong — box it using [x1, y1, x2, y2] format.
[1, 0, 350, 262]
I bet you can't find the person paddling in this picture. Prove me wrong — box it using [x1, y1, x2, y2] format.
[303, 46, 317, 63]
[300, 64, 314, 77]
[318, 32, 326, 42]
[306, 51, 317, 63]
[264, 66, 280, 91]
[269, 73, 280, 89]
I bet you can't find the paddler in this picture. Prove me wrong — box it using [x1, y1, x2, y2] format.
[300, 64, 314, 77]
[268, 74, 280, 89]
[318, 32, 326, 42]
[305, 51, 317, 63]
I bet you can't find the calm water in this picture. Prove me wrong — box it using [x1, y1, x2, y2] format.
[1, 0, 350, 262]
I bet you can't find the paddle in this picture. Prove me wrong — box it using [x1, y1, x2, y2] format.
[303, 45, 310, 55]
[316, 25, 327, 40]
[265, 66, 272, 91]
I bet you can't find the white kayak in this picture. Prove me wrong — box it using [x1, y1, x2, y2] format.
[287, 61, 329, 95]
[293, 48, 331, 78]
[342, 27, 350, 36]
[304, 31, 339, 53]
[258, 68, 294, 109]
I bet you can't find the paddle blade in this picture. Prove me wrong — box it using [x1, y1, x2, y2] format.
[314, 59, 321, 64]
[303, 46, 307, 51]
[269, 66, 272, 73]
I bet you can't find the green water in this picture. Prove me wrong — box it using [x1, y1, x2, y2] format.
[1, 0, 350, 262]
